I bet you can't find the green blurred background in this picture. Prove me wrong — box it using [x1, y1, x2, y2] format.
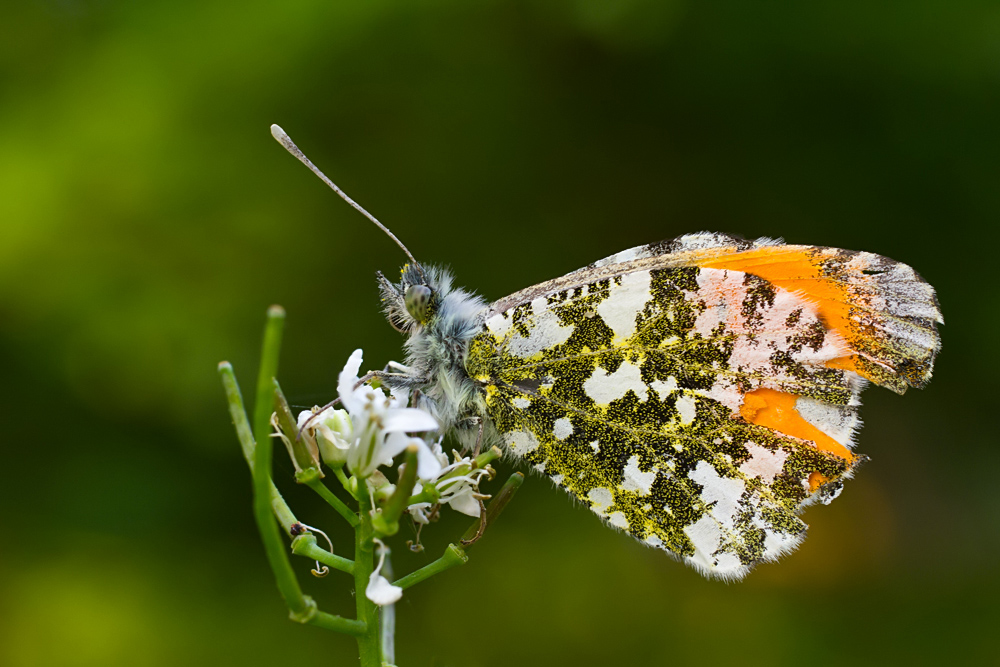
[1, 1, 998, 665]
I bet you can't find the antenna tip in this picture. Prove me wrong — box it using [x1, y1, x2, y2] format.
[271, 124, 303, 158]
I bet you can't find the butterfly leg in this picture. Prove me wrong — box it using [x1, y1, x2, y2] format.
[357, 369, 412, 386]
[459, 418, 489, 546]
[470, 417, 484, 457]
[459, 499, 489, 547]
[364, 370, 428, 394]
[384, 360, 413, 374]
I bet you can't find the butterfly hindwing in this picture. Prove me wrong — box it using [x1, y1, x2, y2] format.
[465, 233, 940, 578]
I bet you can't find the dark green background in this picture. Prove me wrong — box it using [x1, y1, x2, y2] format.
[1, 1, 997, 665]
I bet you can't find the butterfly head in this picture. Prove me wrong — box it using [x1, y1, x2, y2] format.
[377, 263, 444, 332]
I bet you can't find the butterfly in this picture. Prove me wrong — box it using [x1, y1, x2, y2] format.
[272, 126, 943, 580]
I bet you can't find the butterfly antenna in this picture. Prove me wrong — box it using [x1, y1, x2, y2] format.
[270, 124, 422, 272]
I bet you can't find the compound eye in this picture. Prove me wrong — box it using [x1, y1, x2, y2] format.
[404, 284, 434, 323]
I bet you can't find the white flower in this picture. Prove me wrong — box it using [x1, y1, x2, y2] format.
[298, 349, 442, 480]
[296, 407, 352, 467]
[365, 539, 402, 606]
[441, 483, 482, 517]
[408, 449, 491, 522]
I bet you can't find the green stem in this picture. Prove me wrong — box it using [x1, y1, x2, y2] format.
[372, 447, 419, 537]
[472, 445, 502, 470]
[219, 361, 298, 535]
[219, 361, 257, 469]
[306, 611, 367, 636]
[291, 534, 355, 576]
[334, 467, 357, 498]
[221, 310, 370, 641]
[305, 478, 360, 527]
[285, 598, 366, 636]
[273, 379, 321, 473]
[248, 306, 309, 617]
[392, 544, 468, 590]
[268, 484, 298, 535]
[354, 478, 382, 667]
[406, 486, 440, 507]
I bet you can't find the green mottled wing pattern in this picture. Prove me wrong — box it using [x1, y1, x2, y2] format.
[465, 263, 863, 579]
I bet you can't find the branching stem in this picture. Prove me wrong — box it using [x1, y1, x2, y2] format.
[306, 478, 360, 527]
[354, 478, 383, 666]
[291, 534, 355, 576]
[222, 306, 525, 666]
[393, 544, 468, 590]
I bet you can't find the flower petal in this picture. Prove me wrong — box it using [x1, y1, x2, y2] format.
[315, 430, 351, 466]
[365, 573, 403, 606]
[408, 506, 431, 524]
[379, 431, 413, 464]
[337, 349, 365, 412]
[447, 488, 482, 517]
[382, 408, 439, 434]
[296, 410, 314, 430]
[412, 439, 444, 481]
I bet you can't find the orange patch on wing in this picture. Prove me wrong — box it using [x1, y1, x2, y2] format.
[739, 388, 854, 491]
[698, 247, 865, 379]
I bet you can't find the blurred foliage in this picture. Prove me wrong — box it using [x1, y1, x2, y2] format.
[1, 0, 998, 665]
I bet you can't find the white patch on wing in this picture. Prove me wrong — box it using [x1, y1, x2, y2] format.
[508, 430, 539, 455]
[695, 384, 744, 412]
[650, 376, 678, 398]
[596, 270, 652, 340]
[757, 508, 803, 560]
[795, 396, 860, 447]
[607, 512, 629, 529]
[553, 417, 574, 440]
[512, 397, 531, 409]
[693, 268, 849, 361]
[675, 394, 697, 424]
[688, 461, 745, 529]
[583, 360, 647, 404]
[684, 515, 723, 570]
[622, 455, 657, 495]
[507, 297, 574, 358]
[714, 553, 743, 572]
[738, 443, 788, 484]
[485, 312, 511, 338]
[688, 267, 855, 410]
[690, 269, 732, 338]
[587, 487, 614, 512]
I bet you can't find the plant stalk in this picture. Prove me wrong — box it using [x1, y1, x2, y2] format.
[249, 306, 310, 616]
[354, 477, 382, 666]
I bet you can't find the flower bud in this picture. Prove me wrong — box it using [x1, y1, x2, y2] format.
[310, 408, 353, 467]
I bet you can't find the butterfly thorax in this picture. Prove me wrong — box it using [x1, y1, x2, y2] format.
[377, 264, 491, 448]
